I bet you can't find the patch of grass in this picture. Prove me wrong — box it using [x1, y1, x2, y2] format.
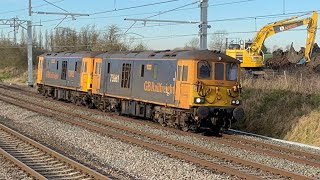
[0, 68, 35, 85]
[236, 74, 320, 146]
[0, 71, 13, 81]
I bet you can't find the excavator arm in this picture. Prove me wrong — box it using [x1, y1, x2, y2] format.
[304, 11, 318, 62]
[250, 11, 318, 58]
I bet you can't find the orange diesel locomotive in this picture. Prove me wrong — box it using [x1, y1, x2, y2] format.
[37, 50, 244, 133]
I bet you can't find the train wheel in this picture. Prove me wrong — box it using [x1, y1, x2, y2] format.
[74, 98, 81, 106]
[211, 125, 222, 136]
[181, 125, 189, 132]
[43, 90, 46, 97]
[222, 119, 231, 130]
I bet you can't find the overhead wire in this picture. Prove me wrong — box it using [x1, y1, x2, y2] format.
[144, 1, 198, 19]
[38, 9, 318, 34]
[0, 0, 64, 15]
[1, 0, 318, 47]
[0, 27, 315, 49]
[42, 0, 68, 13]
[32, 0, 257, 25]
[90, 0, 181, 16]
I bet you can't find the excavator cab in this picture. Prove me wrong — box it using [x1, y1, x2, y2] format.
[226, 39, 264, 69]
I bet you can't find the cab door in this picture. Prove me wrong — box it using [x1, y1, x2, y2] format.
[92, 58, 102, 94]
[80, 58, 94, 92]
[36, 57, 44, 84]
[175, 60, 192, 109]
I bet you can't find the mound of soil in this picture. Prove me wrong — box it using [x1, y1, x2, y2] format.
[265, 43, 320, 74]
[265, 49, 291, 70]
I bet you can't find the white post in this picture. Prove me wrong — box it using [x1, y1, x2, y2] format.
[28, 0, 33, 87]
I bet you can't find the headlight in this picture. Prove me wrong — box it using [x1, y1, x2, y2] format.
[231, 99, 240, 105]
[236, 100, 240, 105]
[194, 97, 205, 104]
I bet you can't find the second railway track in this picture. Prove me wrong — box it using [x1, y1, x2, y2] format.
[0, 123, 109, 180]
[0, 84, 318, 179]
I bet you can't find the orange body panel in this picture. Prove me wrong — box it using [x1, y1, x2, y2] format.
[175, 59, 195, 109]
[36, 57, 44, 84]
[80, 58, 94, 92]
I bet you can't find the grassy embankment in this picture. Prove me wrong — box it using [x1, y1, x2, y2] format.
[0, 48, 40, 84]
[235, 73, 320, 146]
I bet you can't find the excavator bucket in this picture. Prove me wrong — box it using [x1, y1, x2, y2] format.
[287, 42, 305, 64]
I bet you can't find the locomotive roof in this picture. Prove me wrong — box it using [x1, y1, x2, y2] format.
[40, 51, 103, 58]
[97, 49, 240, 63]
[40, 50, 239, 63]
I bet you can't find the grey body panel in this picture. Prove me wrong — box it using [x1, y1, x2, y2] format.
[99, 57, 177, 105]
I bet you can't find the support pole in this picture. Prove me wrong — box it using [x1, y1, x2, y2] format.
[27, 21, 33, 87]
[199, 0, 209, 50]
[28, 0, 33, 87]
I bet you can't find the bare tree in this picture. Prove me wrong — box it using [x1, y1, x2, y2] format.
[209, 30, 228, 52]
[44, 30, 49, 51]
[38, 29, 43, 49]
[20, 29, 26, 46]
[100, 25, 128, 51]
[132, 41, 148, 51]
[184, 37, 199, 50]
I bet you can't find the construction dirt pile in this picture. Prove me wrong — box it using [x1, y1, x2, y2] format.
[265, 49, 291, 70]
[265, 43, 320, 74]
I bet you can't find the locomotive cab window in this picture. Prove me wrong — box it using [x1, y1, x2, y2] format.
[95, 62, 101, 74]
[182, 66, 188, 81]
[215, 63, 224, 80]
[198, 61, 211, 79]
[38, 61, 43, 69]
[226, 63, 238, 81]
[82, 62, 87, 73]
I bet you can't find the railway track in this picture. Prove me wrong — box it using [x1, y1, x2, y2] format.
[0, 123, 109, 180]
[0, 84, 317, 179]
[7, 84, 319, 167]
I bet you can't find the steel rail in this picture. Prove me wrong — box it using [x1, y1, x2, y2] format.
[5, 83, 320, 164]
[0, 93, 260, 180]
[3, 84, 320, 164]
[223, 132, 320, 161]
[0, 148, 47, 180]
[0, 90, 315, 179]
[0, 123, 109, 180]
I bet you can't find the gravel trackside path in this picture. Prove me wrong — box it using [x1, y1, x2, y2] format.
[0, 100, 233, 180]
